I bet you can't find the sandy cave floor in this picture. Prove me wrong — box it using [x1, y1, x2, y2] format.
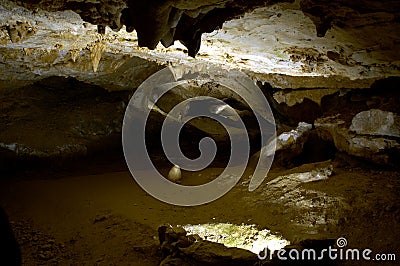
[0, 155, 399, 265]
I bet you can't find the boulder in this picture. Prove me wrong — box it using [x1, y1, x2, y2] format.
[158, 225, 258, 266]
[350, 109, 400, 138]
[315, 114, 400, 167]
[180, 241, 258, 266]
[253, 122, 313, 167]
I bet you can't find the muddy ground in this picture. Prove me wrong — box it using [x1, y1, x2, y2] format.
[0, 77, 399, 265]
[0, 152, 399, 265]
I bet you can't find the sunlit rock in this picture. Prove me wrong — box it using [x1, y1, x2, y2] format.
[182, 223, 289, 255]
[158, 225, 259, 265]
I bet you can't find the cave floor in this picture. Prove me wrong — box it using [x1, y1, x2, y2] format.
[0, 157, 399, 265]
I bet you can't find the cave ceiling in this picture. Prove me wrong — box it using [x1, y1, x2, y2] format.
[0, 0, 399, 90]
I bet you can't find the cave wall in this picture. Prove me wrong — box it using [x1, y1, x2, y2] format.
[0, 0, 399, 171]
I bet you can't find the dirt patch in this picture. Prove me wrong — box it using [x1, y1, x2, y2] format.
[0, 155, 399, 265]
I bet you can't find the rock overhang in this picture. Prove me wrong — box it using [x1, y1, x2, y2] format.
[0, 0, 398, 91]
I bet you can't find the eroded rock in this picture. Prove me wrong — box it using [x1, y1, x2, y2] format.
[274, 88, 339, 107]
[350, 109, 400, 138]
[0, 77, 128, 171]
[151, 80, 263, 144]
[0, 0, 398, 92]
[315, 114, 400, 167]
[158, 225, 259, 266]
[255, 122, 313, 167]
[7, 0, 399, 61]
[180, 241, 258, 265]
[5, 20, 37, 43]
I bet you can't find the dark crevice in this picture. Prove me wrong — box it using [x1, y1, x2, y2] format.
[291, 130, 337, 166]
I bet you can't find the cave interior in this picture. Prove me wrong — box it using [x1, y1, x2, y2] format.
[0, 0, 399, 265]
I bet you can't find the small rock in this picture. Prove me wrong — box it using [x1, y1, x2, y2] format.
[159, 255, 187, 266]
[40, 244, 52, 250]
[167, 165, 182, 183]
[93, 213, 110, 223]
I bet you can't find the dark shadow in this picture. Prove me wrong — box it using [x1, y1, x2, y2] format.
[0, 207, 21, 266]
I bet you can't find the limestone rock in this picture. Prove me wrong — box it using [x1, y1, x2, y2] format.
[9, 0, 400, 61]
[167, 165, 182, 183]
[180, 241, 258, 265]
[350, 109, 400, 138]
[158, 225, 258, 266]
[266, 162, 333, 188]
[0, 77, 128, 170]
[245, 161, 349, 235]
[274, 88, 339, 107]
[275, 122, 313, 152]
[151, 80, 262, 144]
[256, 122, 313, 166]
[315, 115, 400, 167]
[5, 20, 37, 43]
[0, 0, 399, 92]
